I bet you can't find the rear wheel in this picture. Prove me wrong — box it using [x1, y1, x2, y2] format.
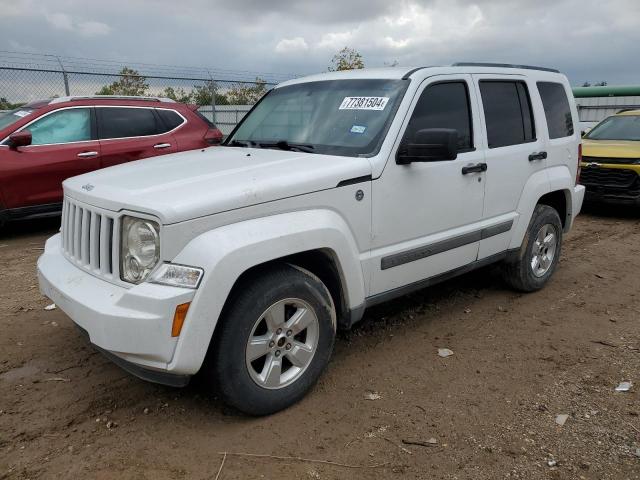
[206, 264, 336, 415]
[503, 204, 563, 292]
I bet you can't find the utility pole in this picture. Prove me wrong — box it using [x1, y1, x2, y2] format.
[54, 56, 70, 96]
[207, 71, 217, 124]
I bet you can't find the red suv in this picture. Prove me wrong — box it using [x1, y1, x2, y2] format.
[0, 96, 223, 226]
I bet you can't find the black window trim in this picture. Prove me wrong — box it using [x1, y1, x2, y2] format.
[536, 81, 575, 140]
[400, 79, 476, 155]
[479, 79, 537, 149]
[95, 106, 187, 142]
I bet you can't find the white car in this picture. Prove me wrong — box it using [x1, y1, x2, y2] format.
[38, 63, 585, 415]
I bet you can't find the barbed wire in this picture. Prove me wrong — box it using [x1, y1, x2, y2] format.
[0, 50, 302, 83]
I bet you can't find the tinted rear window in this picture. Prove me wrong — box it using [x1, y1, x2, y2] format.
[98, 107, 159, 139]
[537, 82, 574, 139]
[156, 109, 185, 132]
[480, 81, 536, 148]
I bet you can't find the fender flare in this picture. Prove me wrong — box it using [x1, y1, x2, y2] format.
[509, 166, 573, 250]
[166, 209, 366, 374]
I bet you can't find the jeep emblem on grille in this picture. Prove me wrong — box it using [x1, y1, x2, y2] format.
[82, 183, 95, 191]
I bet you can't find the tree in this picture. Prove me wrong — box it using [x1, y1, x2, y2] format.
[160, 87, 193, 103]
[192, 81, 229, 106]
[582, 81, 608, 87]
[328, 47, 365, 71]
[96, 67, 149, 96]
[0, 97, 24, 110]
[226, 78, 268, 105]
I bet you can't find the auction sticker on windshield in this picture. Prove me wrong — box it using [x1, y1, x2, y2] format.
[339, 97, 389, 111]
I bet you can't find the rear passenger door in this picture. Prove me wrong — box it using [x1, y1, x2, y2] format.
[473, 76, 548, 259]
[97, 107, 178, 168]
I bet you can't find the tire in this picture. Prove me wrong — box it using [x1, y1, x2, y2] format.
[206, 264, 336, 416]
[502, 204, 563, 292]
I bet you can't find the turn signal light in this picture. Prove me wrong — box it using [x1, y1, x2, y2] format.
[171, 303, 191, 337]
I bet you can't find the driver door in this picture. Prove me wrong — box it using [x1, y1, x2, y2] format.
[1, 107, 100, 209]
[369, 75, 486, 297]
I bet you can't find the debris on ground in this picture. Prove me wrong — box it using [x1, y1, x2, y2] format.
[363, 391, 382, 401]
[402, 438, 438, 447]
[615, 381, 632, 392]
[438, 348, 454, 358]
[547, 458, 557, 467]
[555, 414, 569, 426]
[44, 303, 56, 311]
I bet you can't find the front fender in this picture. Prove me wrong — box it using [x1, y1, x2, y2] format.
[166, 209, 366, 374]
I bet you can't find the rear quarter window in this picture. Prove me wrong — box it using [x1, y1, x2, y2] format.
[156, 109, 185, 132]
[537, 82, 574, 139]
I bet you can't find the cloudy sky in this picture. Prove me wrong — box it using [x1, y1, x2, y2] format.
[1, 0, 639, 85]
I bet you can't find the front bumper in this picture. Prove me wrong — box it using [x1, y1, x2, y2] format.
[38, 234, 196, 385]
[580, 163, 640, 205]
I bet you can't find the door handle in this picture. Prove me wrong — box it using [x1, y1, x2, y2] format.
[154, 143, 172, 149]
[77, 151, 98, 158]
[462, 163, 488, 175]
[528, 151, 547, 161]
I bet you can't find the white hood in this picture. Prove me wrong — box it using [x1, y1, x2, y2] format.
[63, 147, 372, 224]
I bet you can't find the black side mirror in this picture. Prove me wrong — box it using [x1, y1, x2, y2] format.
[396, 128, 458, 165]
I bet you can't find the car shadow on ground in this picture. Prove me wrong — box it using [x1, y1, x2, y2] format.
[0, 216, 60, 242]
[581, 201, 640, 220]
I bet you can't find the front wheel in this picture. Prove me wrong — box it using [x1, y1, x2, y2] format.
[206, 264, 336, 415]
[502, 204, 563, 292]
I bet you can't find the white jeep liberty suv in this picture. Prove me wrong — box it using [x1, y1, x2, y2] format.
[38, 64, 585, 415]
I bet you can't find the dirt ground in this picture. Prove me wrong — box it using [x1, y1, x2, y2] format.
[1, 205, 640, 480]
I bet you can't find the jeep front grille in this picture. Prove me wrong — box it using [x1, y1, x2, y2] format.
[61, 197, 118, 279]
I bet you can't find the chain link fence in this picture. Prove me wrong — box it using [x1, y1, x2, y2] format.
[0, 53, 294, 135]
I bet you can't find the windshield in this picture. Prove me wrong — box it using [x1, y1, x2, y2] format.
[0, 108, 37, 131]
[586, 115, 640, 141]
[227, 79, 408, 157]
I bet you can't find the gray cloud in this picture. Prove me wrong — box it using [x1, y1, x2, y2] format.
[0, 0, 638, 85]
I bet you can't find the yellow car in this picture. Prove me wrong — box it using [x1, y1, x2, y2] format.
[581, 110, 640, 205]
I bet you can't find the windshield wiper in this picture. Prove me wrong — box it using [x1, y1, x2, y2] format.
[228, 139, 253, 147]
[258, 140, 315, 153]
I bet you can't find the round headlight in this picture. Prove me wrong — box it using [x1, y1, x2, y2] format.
[121, 216, 160, 284]
[126, 220, 159, 268]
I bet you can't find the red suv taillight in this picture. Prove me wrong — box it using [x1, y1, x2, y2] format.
[576, 143, 582, 185]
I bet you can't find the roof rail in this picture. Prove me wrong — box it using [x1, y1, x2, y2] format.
[452, 62, 560, 73]
[617, 108, 640, 114]
[49, 95, 176, 104]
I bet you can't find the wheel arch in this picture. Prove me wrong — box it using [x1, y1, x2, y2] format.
[510, 166, 574, 249]
[166, 210, 366, 375]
